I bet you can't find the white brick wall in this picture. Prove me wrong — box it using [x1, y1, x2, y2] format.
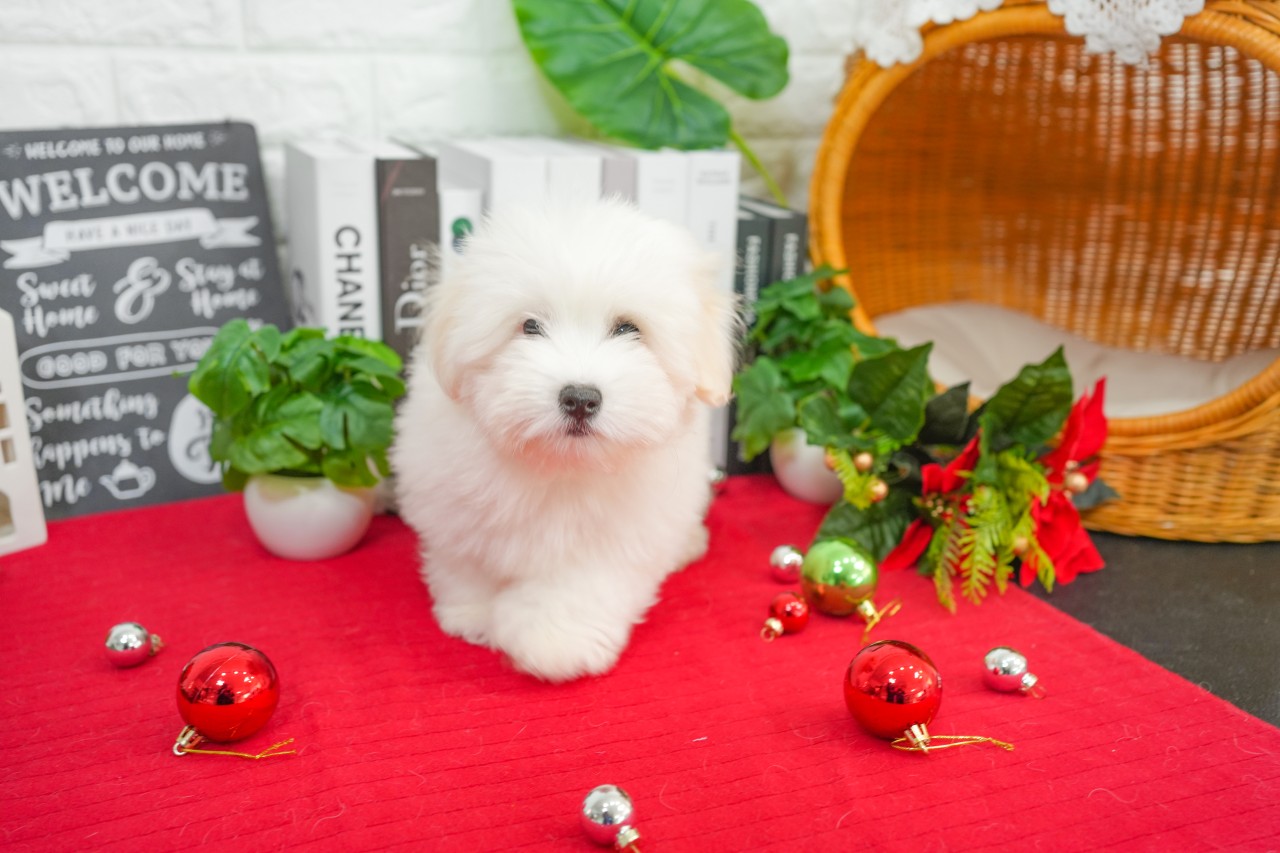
[0, 0, 853, 229]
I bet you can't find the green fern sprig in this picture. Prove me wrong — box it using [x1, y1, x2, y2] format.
[828, 449, 879, 509]
[959, 485, 1008, 604]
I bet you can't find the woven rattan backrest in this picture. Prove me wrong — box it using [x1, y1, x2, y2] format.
[841, 34, 1280, 361]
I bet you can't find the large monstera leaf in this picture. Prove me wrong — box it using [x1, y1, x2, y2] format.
[513, 0, 789, 150]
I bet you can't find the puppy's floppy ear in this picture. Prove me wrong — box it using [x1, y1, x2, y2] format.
[424, 279, 466, 401]
[693, 264, 742, 408]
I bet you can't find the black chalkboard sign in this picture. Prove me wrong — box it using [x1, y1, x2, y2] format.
[0, 121, 292, 520]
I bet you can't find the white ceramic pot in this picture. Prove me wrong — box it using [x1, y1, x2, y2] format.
[769, 428, 845, 505]
[243, 473, 375, 561]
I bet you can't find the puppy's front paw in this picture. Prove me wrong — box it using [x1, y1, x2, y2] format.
[433, 600, 492, 647]
[490, 605, 629, 682]
[423, 560, 497, 647]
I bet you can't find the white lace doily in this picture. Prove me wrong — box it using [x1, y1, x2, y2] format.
[850, 0, 1206, 66]
[1047, 0, 1205, 64]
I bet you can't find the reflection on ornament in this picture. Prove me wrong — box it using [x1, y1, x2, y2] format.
[845, 640, 1014, 754]
[983, 646, 1045, 697]
[581, 784, 641, 850]
[760, 591, 810, 641]
[104, 621, 163, 668]
[768, 544, 804, 584]
[800, 538, 901, 641]
[172, 641, 294, 760]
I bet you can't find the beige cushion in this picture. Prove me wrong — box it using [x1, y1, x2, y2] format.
[874, 302, 1278, 419]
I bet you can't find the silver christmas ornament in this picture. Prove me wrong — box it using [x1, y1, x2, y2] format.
[769, 544, 804, 584]
[581, 784, 640, 850]
[104, 622, 163, 668]
[983, 646, 1043, 697]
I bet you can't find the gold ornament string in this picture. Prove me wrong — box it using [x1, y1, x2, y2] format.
[172, 725, 296, 760]
[890, 734, 1015, 754]
[859, 598, 902, 644]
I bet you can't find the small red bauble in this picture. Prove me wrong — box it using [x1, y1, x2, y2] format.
[770, 592, 810, 633]
[844, 640, 942, 740]
[761, 591, 810, 640]
[176, 642, 280, 743]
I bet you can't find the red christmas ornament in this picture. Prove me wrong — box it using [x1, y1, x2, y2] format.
[760, 591, 809, 641]
[173, 642, 294, 759]
[844, 640, 942, 741]
[845, 640, 1015, 754]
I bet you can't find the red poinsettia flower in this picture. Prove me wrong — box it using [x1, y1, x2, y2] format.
[880, 436, 980, 571]
[1020, 490, 1104, 586]
[1020, 379, 1108, 587]
[1042, 378, 1107, 486]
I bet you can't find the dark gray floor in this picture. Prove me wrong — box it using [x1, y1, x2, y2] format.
[1027, 532, 1280, 726]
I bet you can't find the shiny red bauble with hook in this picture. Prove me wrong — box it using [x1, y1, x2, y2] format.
[176, 642, 280, 743]
[843, 640, 942, 739]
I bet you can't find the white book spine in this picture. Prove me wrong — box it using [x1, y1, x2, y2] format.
[685, 149, 741, 471]
[438, 183, 482, 278]
[601, 149, 689, 229]
[539, 139, 603, 205]
[685, 149, 741, 295]
[284, 143, 321, 329]
[285, 142, 382, 338]
[438, 140, 548, 214]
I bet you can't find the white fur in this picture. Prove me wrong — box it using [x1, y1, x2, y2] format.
[391, 200, 738, 682]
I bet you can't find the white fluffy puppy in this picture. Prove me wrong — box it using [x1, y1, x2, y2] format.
[391, 199, 738, 682]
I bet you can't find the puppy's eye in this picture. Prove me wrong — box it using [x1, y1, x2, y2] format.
[522, 318, 545, 336]
[611, 320, 640, 338]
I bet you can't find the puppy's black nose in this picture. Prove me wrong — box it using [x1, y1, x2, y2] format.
[559, 384, 602, 422]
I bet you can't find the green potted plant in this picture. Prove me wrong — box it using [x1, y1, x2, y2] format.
[188, 319, 405, 560]
[731, 268, 899, 502]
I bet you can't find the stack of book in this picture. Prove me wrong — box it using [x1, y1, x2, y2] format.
[283, 135, 809, 472]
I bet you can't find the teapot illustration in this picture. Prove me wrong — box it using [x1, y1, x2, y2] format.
[99, 459, 156, 500]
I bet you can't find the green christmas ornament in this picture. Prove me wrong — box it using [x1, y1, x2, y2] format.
[800, 538, 901, 640]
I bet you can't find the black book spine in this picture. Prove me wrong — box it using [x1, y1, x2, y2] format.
[741, 197, 810, 284]
[376, 155, 439, 362]
[769, 209, 807, 284]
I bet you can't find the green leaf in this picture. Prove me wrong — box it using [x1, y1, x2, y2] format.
[227, 389, 325, 475]
[730, 357, 796, 460]
[777, 333, 854, 388]
[334, 336, 403, 372]
[980, 348, 1074, 451]
[254, 387, 325, 451]
[277, 336, 333, 392]
[187, 319, 272, 418]
[228, 428, 312, 476]
[319, 383, 396, 455]
[918, 383, 972, 446]
[848, 344, 933, 442]
[795, 391, 868, 451]
[513, 0, 788, 149]
[322, 449, 380, 488]
[814, 488, 914, 562]
[849, 328, 901, 361]
[815, 282, 855, 318]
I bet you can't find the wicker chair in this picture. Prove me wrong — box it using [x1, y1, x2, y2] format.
[811, 0, 1280, 542]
